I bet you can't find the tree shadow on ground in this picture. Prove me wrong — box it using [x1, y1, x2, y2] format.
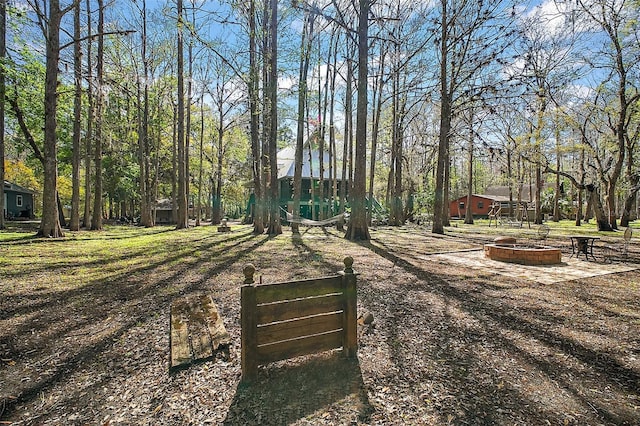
[0, 228, 271, 420]
[356, 237, 640, 425]
[223, 352, 373, 425]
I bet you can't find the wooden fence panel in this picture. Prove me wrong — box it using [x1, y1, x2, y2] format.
[241, 257, 357, 382]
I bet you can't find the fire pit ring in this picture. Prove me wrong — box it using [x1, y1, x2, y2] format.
[484, 243, 562, 265]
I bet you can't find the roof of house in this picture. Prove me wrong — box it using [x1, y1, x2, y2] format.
[484, 184, 550, 202]
[4, 181, 37, 194]
[155, 198, 173, 211]
[277, 145, 342, 181]
[451, 194, 512, 203]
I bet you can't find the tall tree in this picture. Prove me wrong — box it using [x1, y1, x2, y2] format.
[83, 0, 93, 228]
[432, 0, 450, 235]
[344, 0, 370, 240]
[432, 0, 516, 234]
[265, 0, 281, 235]
[176, 0, 189, 229]
[70, 0, 82, 231]
[577, 0, 640, 229]
[90, 0, 104, 230]
[38, 0, 75, 237]
[0, 0, 6, 230]
[248, 0, 263, 234]
[291, 8, 314, 234]
[138, 0, 154, 227]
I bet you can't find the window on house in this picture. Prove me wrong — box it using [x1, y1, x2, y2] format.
[16, 195, 23, 207]
[459, 202, 465, 209]
[477, 201, 484, 209]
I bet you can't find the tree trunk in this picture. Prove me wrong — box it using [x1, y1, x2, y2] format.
[292, 11, 313, 234]
[212, 103, 224, 225]
[338, 57, 352, 233]
[464, 125, 474, 225]
[248, 0, 263, 234]
[171, 103, 178, 223]
[432, 0, 449, 235]
[90, 0, 105, 231]
[176, 0, 188, 229]
[587, 184, 613, 231]
[83, 0, 93, 228]
[266, 0, 281, 235]
[552, 122, 560, 222]
[196, 93, 204, 226]
[575, 146, 585, 226]
[389, 67, 404, 227]
[620, 174, 639, 227]
[344, 0, 370, 241]
[329, 33, 338, 221]
[369, 47, 385, 226]
[139, 0, 154, 228]
[39, 0, 65, 238]
[69, 1, 82, 231]
[0, 0, 6, 229]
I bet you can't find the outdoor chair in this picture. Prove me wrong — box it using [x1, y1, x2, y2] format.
[603, 227, 633, 263]
[532, 224, 550, 241]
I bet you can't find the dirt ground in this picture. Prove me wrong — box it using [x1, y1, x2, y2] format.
[1, 224, 639, 425]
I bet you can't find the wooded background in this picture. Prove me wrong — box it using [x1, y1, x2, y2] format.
[0, 0, 638, 238]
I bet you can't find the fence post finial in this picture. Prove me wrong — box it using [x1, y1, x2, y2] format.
[343, 256, 354, 274]
[243, 264, 256, 285]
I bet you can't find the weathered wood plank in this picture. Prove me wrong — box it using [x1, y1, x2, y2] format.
[256, 330, 343, 364]
[170, 294, 230, 371]
[256, 312, 343, 346]
[256, 293, 344, 324]
[255, 276, 342, 304]
[190, 321, 214, 360]
[170, 303, 192, 370]
[200, 295, 231, 350]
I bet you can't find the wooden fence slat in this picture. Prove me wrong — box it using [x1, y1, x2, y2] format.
[255, 276, 342, 304]
[256, 293, 344, 324]
[256, 330, 343, 364]
[256, 311, 343, 346]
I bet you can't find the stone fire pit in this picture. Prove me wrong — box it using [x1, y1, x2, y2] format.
[484, 239, 562, 265]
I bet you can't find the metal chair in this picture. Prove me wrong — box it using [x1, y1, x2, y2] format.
[531, 224, 549, 241]
[603, 227, 633, 263]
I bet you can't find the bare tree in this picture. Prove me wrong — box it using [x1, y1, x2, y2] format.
[265, 0, 281, 235]
[138, 0, 155, 227]
[344, 0, 370, 240]
[577, 0, 640, 229]
[248, 0, 263, 234]
[432, 0, 517, 234]
[291, 8, 315, 234]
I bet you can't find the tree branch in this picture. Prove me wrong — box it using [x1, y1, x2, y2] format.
[6, 89, 45, 165]
[59, 30, 137, 51]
